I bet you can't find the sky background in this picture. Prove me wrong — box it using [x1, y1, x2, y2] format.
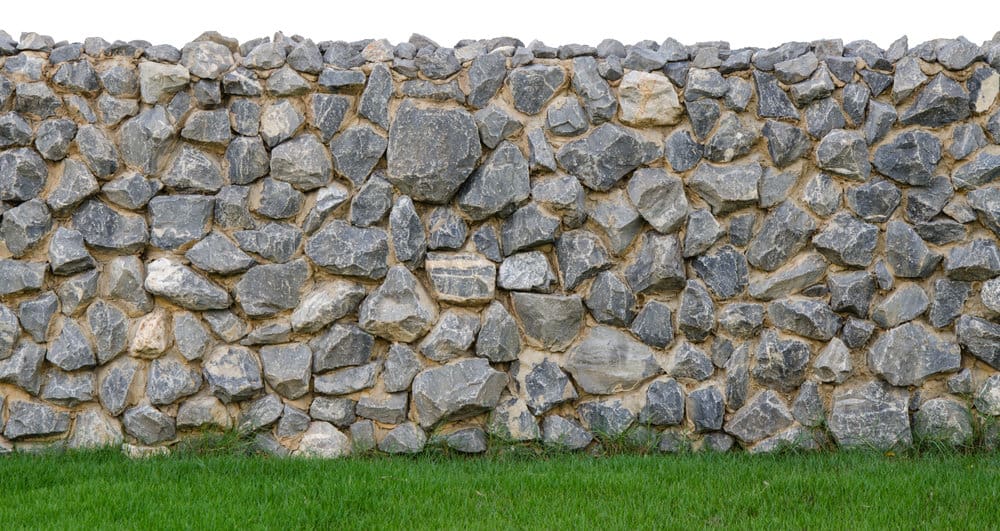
[3, 0, 997, 50]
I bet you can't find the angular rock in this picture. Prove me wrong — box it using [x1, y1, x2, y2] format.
[955, 316, 1000, 370]
[542, 415, 592, 450]
[627, 168, 687, 234]
[411, 358, 506, 428]
[507, 64, 565, 115]
[617, 70, 683, 126]
[555, 124, 659, 191]
[511, 292, 583, 352]
[752, 329, 811, 392]
[829, 381, 911, 450]
[386, 101, 480, 203]
[689, 162, 761, 215]
[148, 195, 213, 250]
[873, 131, 941, 186]
[71, 199, 148, 253]
[456, 141, 530, 221]
[498, 251, 556, 293]
[868, 322, 961, 386]
[586, 190, 643, 255]
[725, 390, 793, 444]
[899, 73, 970, 127]
[563, 325, 660, 394]
[270, 134, 331, 191]
[143, 258, 231, 310]
[913, 398, 973, 447]
[203, 346, 263, 403]
[358, 265, 438, 342]
[691, 245, 749, 299]
[3, 399, 70, 440]
[886, 221, 941, 278]
[816, 129, 870, 180]
[305, 220, 387, 280]
[687, 385, 725, 433]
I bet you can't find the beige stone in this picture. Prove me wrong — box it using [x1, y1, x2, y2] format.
[618, 71, 684, 126]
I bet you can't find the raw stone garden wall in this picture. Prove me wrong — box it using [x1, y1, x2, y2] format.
[2, 29, 1000, 457]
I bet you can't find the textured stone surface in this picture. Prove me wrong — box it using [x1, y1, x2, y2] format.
[4, 32, 1000, 456]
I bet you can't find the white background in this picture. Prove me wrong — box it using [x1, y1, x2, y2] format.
[2, 0, 997, 50]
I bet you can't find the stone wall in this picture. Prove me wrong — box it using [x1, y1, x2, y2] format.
[2, 29, 1000, 457]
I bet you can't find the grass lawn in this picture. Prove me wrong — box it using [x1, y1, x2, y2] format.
[1, 447, 998, 529]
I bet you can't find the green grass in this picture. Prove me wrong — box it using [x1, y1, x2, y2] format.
[1, 448, 998, 529]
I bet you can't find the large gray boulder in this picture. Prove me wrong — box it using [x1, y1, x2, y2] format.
[411, 358, 507, 428]
[563, 325, 661, 394]
[828, 381, 912, 450]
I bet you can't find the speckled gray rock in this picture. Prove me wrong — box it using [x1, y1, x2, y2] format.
[330, 125, 387, 185]
[563, 325, 659, 394]
[270, 134, 331, 191]
[725, 390, 793, 445]
[886, 220, 941, 278]
[144, 258, 231, 310]
[689, 161, 761, 215]
[202, 345, 263, 403]
[507, 64, 564, 115]
[913, 398, 972, 447]
[829, 381, 911, 450]
[148, 195, 213, 250]
[412, 358, 506, 428]
[899, 73, 970, 127]
[3, 399, 71, 440]
[753, 329, 811, 392]
[625, 232, 685, 294]
[746, 201, 817, 272]
[868, 322, 961, 386]
[456, 141, 529, 221]
[816, 129, 870, 180]
[587, 190, 643, 256]
[305, 220, 387, 280]
[691, 246, 749, 299]
[873, 131, 941, 186]
[556, 124, 659, 192]
[359, 265, 437, 342]
[123, 404, 175, 445]
[626, 168, 688, 234]
[386, 101, 480, 203]
[944, 239, 1000, 281]
[955, 315, 1000, 370]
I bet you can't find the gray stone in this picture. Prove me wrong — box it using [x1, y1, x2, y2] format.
[587, 190, 643, 255]
[975, 375, 1000, 415]
[868, 322, 961, 386]
[0, 340, 45, 394]
[123, 405, 175, 445]
[802, 173, 841, 218]
[203, 309, 249, 343]
[386, 101, 480, 203]
[626, 168, 687, 234]
[571, 56, 616, 123]
[947, 369, 974, 395]
[511, 355, 574, 416]
[118, 107, 173, 173]
[185, 232, 255, 276]
[703, 113, 759, 163]
[270, 134, 332, 191]
[238, 394, 284, 433]
[905, 176, 953, 223]
[359, 265, 438, 342]
[35, 118, 77, 161]
[556, 124, 659, 192]
[752, 329, 811, 392]
[424, 252, 495, 305]
[310, 397, 356, 427]
[955, 316, 1000, 370]
[181, 109, 231, 146]
[746, 201, 817, 272]
[625, 300, 675, 349]
[0, 112, 32, 148]
[222, 68, 262, 96]
[666, 342, 713, 381]
[18, 291, 57, 342]
[718, 303, 765, 339]
[691, 246, 749, 300]
[845, 179, 901, 222]
[14, 82, 61, 118]
[814, 338, 853, 384]
[437, 428, 488, 454]
[180, 40, 234, 79]
[500, 203, 560, 255]
[355, 392, 407, 424]
[381, 344, 421, 393]
[585, 271, 636, 326]
[872, 284, 929, 328]
[563, 325, 660, 394]
[328, 127, 387, 186]
[229, 99, 261, 137]
[805, 98, 847, 139]
[753, 70, 798, 119]
[762, 120, 809, 168]
[0, 259, 45, 297]
[886, 221, 941, 278]
[46, 159, 97, 214]
[418, 310, 479, 362]
[687, 385, 725, 433]
[235, 260, 309, 318]
[346, 174, 391, 227]
[83, 300, 128, 365]
[378, 422, 426, 454]
[968, 188, 1000, 238]
[203, 346, 263, 403]
[625, 232, 686, 294]
[260, 100, 304, 147]
[682, 209, 723, 258]
[146, 354, 201, 405]
[102, 172, 162, 210]
[913, 398, 973, 446]
[467, 52, 507, 108]
[231, 222, 300, 263]
[487, 396, 541, 442]
[545, 97, 588, 136]
[928, 278, 971, 329]
[40, 368, 94, 406]
[768, 298, 841, 341]
[456, 141, 529, 221]
[944, 239, 1000, 281]
[828, 271, 876, 318]
[725, 390, 793, 444]
[257, 343, 311, 400]
[948, 124, 987, 161]
[664, 130, 703, 172]
[727, 213, 757, 247]
[899, 73, 970, 127]
[811, 213, 878, 268]
[618, 70, 683, 126]
[816, 129, 870, 180]
[305, 220, 387, 280]
[275, 405, 311, 438]
[426, 207, 467, 250]
[791, 380, 825, 428]
[148, 195, 213, 250]
[577, 399, 635, 438]
[1, 199, 51, 257]
[225, 136, 268, 185]
[74, 125, 119, 178]
[294, 421, 350, 458]
[687, 99, 720, 140]
[474, 105, 522, 149]
[758, 167, 799, 209]
[873, 131, 941, 186]
[3, 399, 70, 440]
[689, 161, 761, 215]
[266, 66, 310, 97]
[162, 144, 224, 193]
[415, 47, 461, 80]
[288, 281, 365, 335]
[842, 318, 876, 349]
[829, 381, 912, 450]
[498, 251, 556, 293]
[532, 174, 586, 227]
[542, 415, 592, 450]
[46, 318, 95, 371]
[507, 64, 564, 115]
[952, 152, 1000, 192]
[389, 196, 426, 269]
[411, 358, 506, 428]
[144, 258, 231, 310]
